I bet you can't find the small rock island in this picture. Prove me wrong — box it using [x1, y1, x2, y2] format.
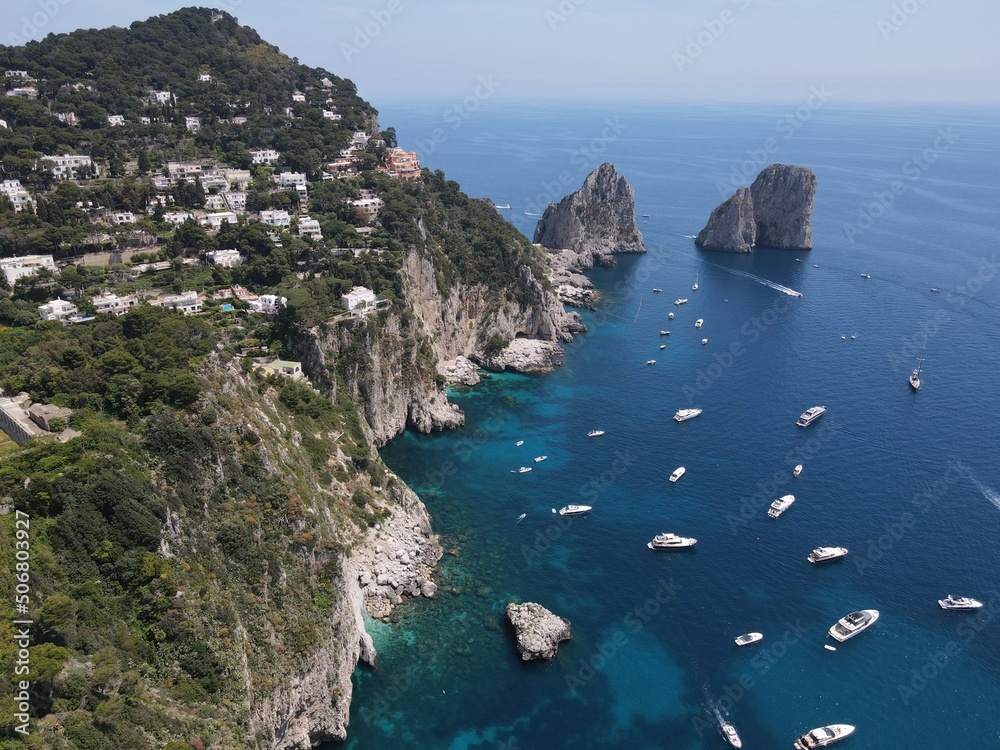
[505, 601, 572, 661]
[534, 163, 646, 267]
[696, 164, 816, 252]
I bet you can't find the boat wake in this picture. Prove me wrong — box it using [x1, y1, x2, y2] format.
[705, 262, 803, 297]
[969, 475, 1000, 512]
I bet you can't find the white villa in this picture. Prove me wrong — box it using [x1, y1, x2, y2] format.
[342, 286, 378, 316]
[38, 298, 79, 323]
[39, 154, 92, 180]
[1, 254, 57, 285]
[251, 149, 280, 165]
[206, 249, 244, 268]
[259, 210, 290, 227]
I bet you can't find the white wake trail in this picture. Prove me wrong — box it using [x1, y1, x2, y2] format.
[969, 475, 1000, 511]
[705, 262, 803, 297]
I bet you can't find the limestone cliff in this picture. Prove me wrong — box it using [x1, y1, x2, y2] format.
[697, 164, 816, 252]
[533, 163, 646, 267]
[750, 164, 817, 250]
[695, 187, 756, 253]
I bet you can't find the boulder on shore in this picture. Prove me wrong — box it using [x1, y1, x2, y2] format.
[696, 164, 816, 252]
[505, 601, 572, 661]
[533, 163, 645, 266]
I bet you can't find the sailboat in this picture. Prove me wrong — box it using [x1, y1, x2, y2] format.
[692, 272, 699, 291]
[909, 348, 924, 391]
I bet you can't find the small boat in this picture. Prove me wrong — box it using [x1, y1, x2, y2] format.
[646, 359, 656, 365]
[534, 455, 547, 463]
[938, 594, 983, 610]
[861, 273, 871, 279]
[555, 504, 591, 516]
[795, 258, 803, 263]
[721, 723, 741, 748]
[930, 287, 940, 293]
[909, 347, 924, 391]
[647, 532, 697, 550]
[851, 333, 857, 340]
[808, 547, 848, 564]
[734, 632, 763, 647]
[768, 494, 795, 518]
[653, 287, 662, 293]
[669, 466, 686, 483]
[841, 335, 846, 340]
[675, 298, 688, 306]
[515, 440, 524, 446]
[793, 724, 855, 749]
[694, 318, 703, 328]
[813, 264, 819, 268]
[517, 466, 532, 474]
[642, 213, 650, 218]
[793, 464, 803, 477]
[692, 273, 699, 292]
[659, 344, 666, 350]
[515, 513, 526, 525]
[701, 338, 708, 345]
[828, 609, 879, 641]
[668, 312, 675, 320]
[796, 406, 826, 427]
[674, 408, 702, 422]
[660, 330, 670, 335]
[587, 430, 605, 437]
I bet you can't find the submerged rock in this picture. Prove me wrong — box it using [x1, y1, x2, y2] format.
[505, 601, 572, 661]
[695, 187, 755, 253]
[533, 163, 645, 266]
[697, 164, 816, 252]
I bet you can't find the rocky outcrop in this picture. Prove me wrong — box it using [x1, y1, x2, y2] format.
[697, 164, 816, 252]
[480, 338, 564, 373]
[505, 602, 572, 660]
[750, 164, 816, 249]
[533, 163, 645, 266]
[437, 355, 481, 386]
[695, 187, 756, 253]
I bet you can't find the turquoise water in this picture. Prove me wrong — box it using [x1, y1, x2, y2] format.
[333, 103, 1000, 749]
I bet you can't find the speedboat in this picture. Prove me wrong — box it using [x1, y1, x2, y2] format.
[515, 440, 524, 446]
[647, 532, 697, 550]
[795, 258, 802, 262]
[534, 455, 547, 463]
[861, 273, 871, 279]
[646, 359, 656, 365]
[793, 464, 803, 477]
[555, 504, 591, 516]
[692, 274, 699, 292]
[828, 609, 879, 641]
[721, 723, 741, 748]
[808, 547, 848, 564]
[659, 344, 666, 350]
[675, 298, 688, 305]
[674, 408, 702, 422]
[930, 287, 940, 293]
[701, 338, 708, 345]
[793, 724, 855, 749]
[813, 264, 819, 268]
[938, 595, 983, 610]
[587, 429, 605, 437]
[653, 287, 662, 293]
[734, 632, 763, 647]
[909, 347, 924, 391]
[669, 466, 686, 483]
[694, 318, 703, 328]
[768, 494, 795, 518]
[517, 466, 532, 474]
[660, 330, 670, 335]
[668, 312, 675, 319]
[796, 406, 826, 427]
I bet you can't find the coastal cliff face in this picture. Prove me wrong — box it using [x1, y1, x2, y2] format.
[750, 164, 817, 249]
[694, 187, 756, 253]
[697, 164, 816, 252]
[533, 163, 646, 267]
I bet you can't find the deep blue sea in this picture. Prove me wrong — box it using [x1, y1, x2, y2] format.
[332, 102, 1000, 749]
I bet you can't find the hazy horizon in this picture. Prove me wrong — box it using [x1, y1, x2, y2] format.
[4, 1, 999, 107]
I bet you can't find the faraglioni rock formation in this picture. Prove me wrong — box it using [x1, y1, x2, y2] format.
[505, 601, 572, 660]
[694, 186, 756, 253]
[697, 164, 816, 252]
[533, 163, 645, 267]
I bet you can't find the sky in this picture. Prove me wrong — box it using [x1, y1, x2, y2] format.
[4, 0, 1000, 106]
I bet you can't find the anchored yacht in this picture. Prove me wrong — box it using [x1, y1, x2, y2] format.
[828, 609, 879, 641]
[768, 494, 795, 518]
[938, 595, 983, 610]
[669, 466, 686, 483]
[673, 408, 702, 422]
[793, 724, 855, 749]
[808, 547, 848, 564]
[797, 406, 827, 427]
[647, 533, 697, 550]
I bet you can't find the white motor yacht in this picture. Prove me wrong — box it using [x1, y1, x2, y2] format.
[808, 547, 848, 564]
[669, 466, 686, 483]
[587, 430, 605, 437]
[534, 455, 547, 463]
[673, 408, 702, 422]
[768, 494, 795, 518]
[793, 724, 855, 749]
[721, 723, 741, 748]
[734, 632, 763, 647]
[694, 318, 703, 328]
[647, 533, 697, 550]
[796, 406, 827, 427]
[938, 595, 983, 610]
[828, 609, 879, 641]
[793, 464, 803, 477]
[675, 298, 688, 306]
[555, 505, 591, 516]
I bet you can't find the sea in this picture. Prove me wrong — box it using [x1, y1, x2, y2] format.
[328, 101, 1000, 749]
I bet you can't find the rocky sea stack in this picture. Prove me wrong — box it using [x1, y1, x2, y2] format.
[533, 163, 645, 267]
[696, 164, 816, 252]
[505, 602, 572, 660]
